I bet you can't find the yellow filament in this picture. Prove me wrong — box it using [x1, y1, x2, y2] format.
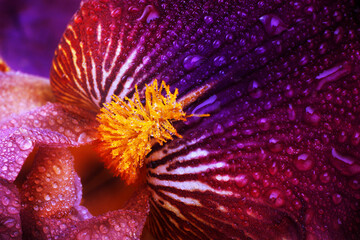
[96, 80, 208, 184]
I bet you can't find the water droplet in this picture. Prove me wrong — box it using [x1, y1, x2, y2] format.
[332, 193, 342, 205]
[287, 104, 296, 121]
[268, 138, 283, 153]
[38, 166, 46, 173]
[52, 182, 58, 189]
[235, 174, 249, 188]
[7, 206, 18, 215]
[213, 123, 224, 134]
[259, 14, 287, 36]
[204, 16, 213, 25]
[183, 55, 204, 70]
[330, 148, 360, 176]
[304, 106, 321, 126]
[257, 118, 270, 131]
[138, 5, 159, 23]
[351, 132, 360, 146]
[2, 196, 10, 206]
[248, 80, 263, 99]
[76, 229, 92, 240]
[36, 186, 43, 192]
[315, 63, 352, 91]
[269, 161, 278, 175]
[110, 7, 122, 18]
[294, 153, 314, 171]
[213, 56, 226, 67]
[99, 224, 109, 234]
[334, 26, 344, 43]
[266, 189, 285, 207]
[52, 165, 61, 175]
[349, 177, 360, 190]
[319, 172, 331, 183]
[17, 137, 33, 151]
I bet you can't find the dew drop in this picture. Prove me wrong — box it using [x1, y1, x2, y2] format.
[257, 118, 270, 131]
[235, 174, 249, 188]
[294, 153, 314, 171]
[38, 166, 46, 173]
[7, 206, 18, 215]
[332, 193, 342, 205]
[266, 189, 285, 207]
[99, 224, 109, 234]
[330, 148, 360, 176]
[52, 165, 61, 175]
[248, 80, 263, 99]
[183, 55, 204, 70]
[259, 14, 287, 36]
[213, 56, 226, 67]
[304, 106, 321, 126]
[213, 123, 224, 134]
[351, 132, 360, 146]
[36, 186, 43, 192]
[76, 229, 92, 240]
[2, 196, 10, 206]
[268, 138, 283, 153]
[319, 172, 331, 183]
[17, 137, 33, 151]
[44, 194, 50, 201]
[110, 7, 122, 18]
[204, 16, 213, 25]
[287, 104, 296, 121]
[138, 5, 159, 23]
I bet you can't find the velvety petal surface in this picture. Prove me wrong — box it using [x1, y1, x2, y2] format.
[50, 0, 360, 239]
[0, 71, 54, 121]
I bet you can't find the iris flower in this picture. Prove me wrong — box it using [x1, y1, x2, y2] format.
[1, 0, 360, 239]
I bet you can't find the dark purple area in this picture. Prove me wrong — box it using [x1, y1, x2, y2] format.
[0, 0, 80, 77]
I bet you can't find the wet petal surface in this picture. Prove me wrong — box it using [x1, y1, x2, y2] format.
[0, 179, 22, 240]
[50, 0, 360, 239]
[0, 72, 54, 121]
[20, 147, 149, 239]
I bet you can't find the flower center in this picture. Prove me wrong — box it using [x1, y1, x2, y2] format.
[96, 80, 207, 184]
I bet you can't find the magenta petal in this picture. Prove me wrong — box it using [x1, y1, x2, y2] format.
[0, 179, 22, 239]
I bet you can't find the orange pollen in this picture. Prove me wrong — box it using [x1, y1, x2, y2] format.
[96, 80, 208, 184]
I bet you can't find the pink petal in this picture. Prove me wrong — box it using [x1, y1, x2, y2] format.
[0, 102, 97, 145]
[0, 128, 73, 182]
[0, 179, 22, 239]
[0, 102, 97, 182]
[0, 72, 54, 121]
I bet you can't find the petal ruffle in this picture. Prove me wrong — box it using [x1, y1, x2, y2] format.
[20, 147, 149, 239]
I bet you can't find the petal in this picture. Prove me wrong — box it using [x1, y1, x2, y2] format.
[0, 71, 54, 121]
[0, 127, 73, 182]
[20, 147, 91, 239]
[0, 102, 97, 145]
[20, 146, 149, 239]
[21, 147, 83, 218]
[0, 179, 22, 239]
[49, 0, 360, 239]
